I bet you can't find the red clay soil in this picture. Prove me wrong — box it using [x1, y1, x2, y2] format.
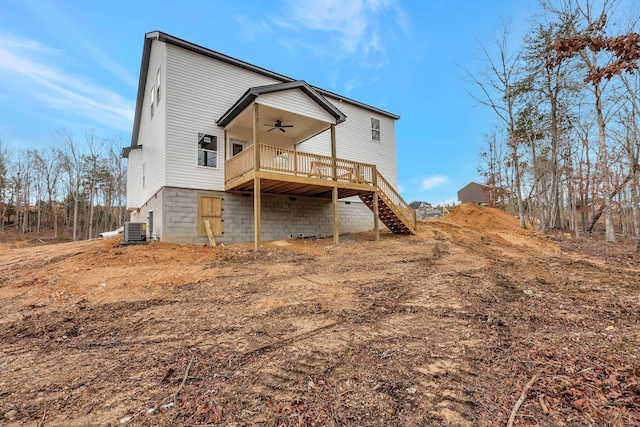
[0, 203, 638, 426]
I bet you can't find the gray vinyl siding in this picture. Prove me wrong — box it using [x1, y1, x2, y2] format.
[135, 40, 167, 204]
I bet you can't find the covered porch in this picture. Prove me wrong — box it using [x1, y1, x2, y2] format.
[217, 81, 415, 250]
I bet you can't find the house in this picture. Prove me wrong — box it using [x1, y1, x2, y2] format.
[457, 182, 490, 204]
[123, 31, 416, 249]
[409, 201, 432, 209]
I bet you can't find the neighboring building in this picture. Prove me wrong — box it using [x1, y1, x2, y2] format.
[457, 182, 490, 204]
[123, 31, 415, 248]
[409, 201, 432, 209]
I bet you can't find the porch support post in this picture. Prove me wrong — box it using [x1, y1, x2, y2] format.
[330, 124, 337, 180]
[372, 165, 379, 242]
[254, 103, 260, 172]
[332, 186, 339, 245]
[254, 177, 261, 251]
[331, 124, 339, 244]
[253, 103, 261, 251]
[223, 129, 228, 183]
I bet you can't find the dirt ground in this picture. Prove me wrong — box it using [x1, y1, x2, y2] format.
[0, 204, 638, 426]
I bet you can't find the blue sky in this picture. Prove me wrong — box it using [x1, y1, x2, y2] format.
[0, 0, 539, 206]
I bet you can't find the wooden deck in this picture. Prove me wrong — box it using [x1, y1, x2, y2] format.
[225, 144, 375, 196]
[224, 143, 417, 234]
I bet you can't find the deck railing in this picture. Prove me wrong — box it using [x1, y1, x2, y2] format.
[376, 171, 416, 230]
[224, 143, 416, 232]
[224, 144, 254, 184]
[225, 143, 375, 186]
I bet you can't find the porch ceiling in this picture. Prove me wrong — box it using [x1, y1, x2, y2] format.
[223, 104, 331, 145]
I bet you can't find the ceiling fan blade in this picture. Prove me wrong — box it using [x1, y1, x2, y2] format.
[281, 125, 294, 128]
[279, 128, 286, 132]
[267, 127, 275, 132]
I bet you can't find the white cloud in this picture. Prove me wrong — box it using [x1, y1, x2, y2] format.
[420, 175, 449, 190]
[0, 33, 134, 131]
[23, 0, 137, 89]
[281, 0, 408, 54]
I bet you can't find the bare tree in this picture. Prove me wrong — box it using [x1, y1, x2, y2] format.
[546, 0, 640, 242]
[57, 130, 85, 241]
[462, 21, 527, 227]
[0, 140, 9, 231]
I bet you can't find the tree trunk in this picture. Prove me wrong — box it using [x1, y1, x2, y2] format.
[593, 83, 616, 242]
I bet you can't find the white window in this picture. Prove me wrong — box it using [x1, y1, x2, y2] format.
[198, 133, 218, 168]
[371, 118, 380, 141]
[150, 85, 155, 117]
[156, 68, 161, 102]
[230, 140, 246, 158]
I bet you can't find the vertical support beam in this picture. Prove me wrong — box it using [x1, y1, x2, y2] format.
[254, 177, 261, 251]
[330, 124, 337, 180]
[253, 103, 260, 171]
[331, 124, 339, 245]
[332, 186, 339, 244]
[372, 164, 379, 241]
[223, 129, 228, 183]
[293, 145, 298, 176]
[253, 103, 261, 251]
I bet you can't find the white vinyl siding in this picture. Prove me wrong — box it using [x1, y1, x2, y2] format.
[126, 148, 144, 209]
[257, 89, 336, 123]
[161, 42, 398, 192]
[297, 100, 398, 189]
[134, 40, 167, 205]
[165, 44, 280, 190]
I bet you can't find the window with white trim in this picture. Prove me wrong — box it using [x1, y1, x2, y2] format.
[150, 85, 155, 117]
[198, 133, 218, 168]
[371, 118, 380, 141]
[156, 68, 161, 102]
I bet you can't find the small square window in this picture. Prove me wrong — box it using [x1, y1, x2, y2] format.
[198, 133, 218, 168]
[371, 118, 380, 141]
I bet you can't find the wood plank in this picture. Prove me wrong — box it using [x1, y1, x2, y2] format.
[204, 220, 216, 246]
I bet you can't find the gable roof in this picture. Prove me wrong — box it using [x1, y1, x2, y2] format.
[216, 81, 346, 128]
[128, 31, 400, 149]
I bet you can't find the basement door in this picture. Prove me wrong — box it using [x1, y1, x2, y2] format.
[198, 194, 223, 236]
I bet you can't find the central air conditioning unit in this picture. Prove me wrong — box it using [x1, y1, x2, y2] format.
[124, 222, 147, 243]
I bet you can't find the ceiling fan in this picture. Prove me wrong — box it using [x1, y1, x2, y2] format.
[265, 120, 293, 132]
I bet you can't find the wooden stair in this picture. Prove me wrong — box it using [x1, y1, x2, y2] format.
[359, 171, 416, 235]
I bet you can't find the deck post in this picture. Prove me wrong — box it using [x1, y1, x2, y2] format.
[372, 165, 379, 241]
[331, 124, 339, 244]
[223, 129, 228, 182]
[254, 178, 261, 251]
[253, 104, 260, 172]
[253, 103, 261, 251]
[330, 124, 337, 180]
[332, 186, 339, 244]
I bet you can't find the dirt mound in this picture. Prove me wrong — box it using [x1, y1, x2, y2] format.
[437, 203, 523, 232]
